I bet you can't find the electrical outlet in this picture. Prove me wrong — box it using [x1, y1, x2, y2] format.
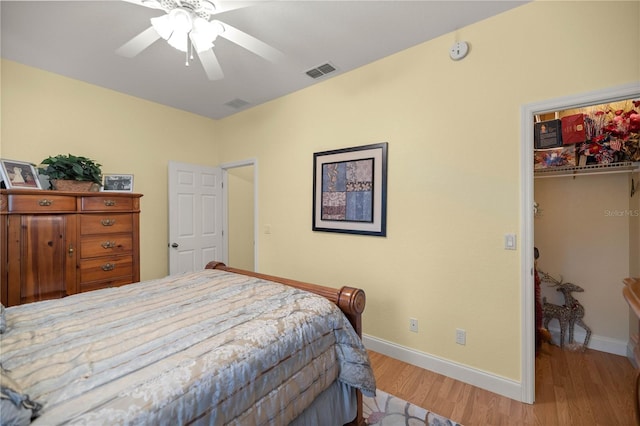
[409, 318, 419, 333]
[456, 328, 466, 345]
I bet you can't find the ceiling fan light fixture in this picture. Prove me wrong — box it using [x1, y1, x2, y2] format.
[190, 35, 213, 52]
[150, 14, 174, 40]
[167, 30, 189, 52]
[170, 8, 193, 33]
[190, 18, 223, 52]
[194, 18, 224, 39]
[122, 0, 283, 80]
[151, 8, 193, 41]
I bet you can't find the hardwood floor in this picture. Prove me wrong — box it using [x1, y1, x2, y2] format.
[368, 344, 637, 425]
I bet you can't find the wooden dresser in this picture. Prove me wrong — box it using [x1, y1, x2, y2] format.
[623, 277, 640, 367]
[0, 189, 142, 306]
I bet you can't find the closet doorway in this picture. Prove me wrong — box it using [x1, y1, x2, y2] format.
[222, 159, 257, 272]
[521, 82, 640, 403]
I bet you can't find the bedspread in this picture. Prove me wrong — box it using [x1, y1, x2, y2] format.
[0, 269, 376, 425]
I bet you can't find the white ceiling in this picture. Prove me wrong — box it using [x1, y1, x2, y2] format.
[1, 0, 528, 119]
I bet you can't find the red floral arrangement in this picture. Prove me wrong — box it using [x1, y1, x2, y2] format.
[578, 99, 640, 163]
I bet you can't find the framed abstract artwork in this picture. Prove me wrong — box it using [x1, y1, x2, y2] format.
[313, 142, 388, 236]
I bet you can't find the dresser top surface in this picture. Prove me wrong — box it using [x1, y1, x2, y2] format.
[1, 189, 143, 198]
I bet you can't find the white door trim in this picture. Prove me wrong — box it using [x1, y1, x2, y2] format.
[220, 158, 258, 272]
[520, 81, 640, 404]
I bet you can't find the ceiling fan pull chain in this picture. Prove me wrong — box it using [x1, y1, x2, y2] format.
[185, 37, 194, 67]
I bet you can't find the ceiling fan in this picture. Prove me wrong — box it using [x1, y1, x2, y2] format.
[116, 0, 285, 80]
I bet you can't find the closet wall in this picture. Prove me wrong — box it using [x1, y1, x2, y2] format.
[534, 161, 639, 355]
[227, 166, 255, 271]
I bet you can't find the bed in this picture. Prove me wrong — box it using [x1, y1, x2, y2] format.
[0, 261, 376, 425]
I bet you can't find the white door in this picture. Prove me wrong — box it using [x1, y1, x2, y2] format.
[168, 161, 223, 275]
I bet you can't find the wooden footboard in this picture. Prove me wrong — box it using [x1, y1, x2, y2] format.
[205, 261, 366, 426]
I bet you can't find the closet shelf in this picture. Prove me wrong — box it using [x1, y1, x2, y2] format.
[534, 161, 640, 179]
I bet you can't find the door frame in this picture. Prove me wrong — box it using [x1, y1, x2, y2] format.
[220, 158, 258, 271]
[520, 81, 640, 403]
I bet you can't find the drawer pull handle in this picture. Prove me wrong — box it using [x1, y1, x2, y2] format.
[38, 199, 53, 206]
[101, 263, 115, 271]
[68, 244, 74, 256]
[104, 200, 116, 207]
[101, 241, 116, 249]
[101, 219, 116, 226]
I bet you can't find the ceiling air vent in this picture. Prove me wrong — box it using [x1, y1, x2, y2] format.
[225, 98, 251, 110]
[305, 62, 337, 79]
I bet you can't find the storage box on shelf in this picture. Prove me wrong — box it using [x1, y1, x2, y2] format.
[534, 146, 577, 170]
[534, 119, 563, 149]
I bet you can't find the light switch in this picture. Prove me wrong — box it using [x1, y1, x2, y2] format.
[504, 233, 517, 250]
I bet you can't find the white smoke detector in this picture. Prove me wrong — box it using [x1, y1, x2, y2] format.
[449, 41, 469, 61]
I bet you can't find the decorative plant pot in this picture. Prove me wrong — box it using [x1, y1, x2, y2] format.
[51, 180, 96, 192]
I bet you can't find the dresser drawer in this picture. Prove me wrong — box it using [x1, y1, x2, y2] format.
[80, 213, 133, 235]
[79, 256, 133, 283]
[7, 194, 76, 213]
[81, 196, 133, 211]
[80, 234, 133, 259]
[79, 277, 133, 293]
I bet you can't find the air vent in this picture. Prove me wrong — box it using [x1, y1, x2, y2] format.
[224, 98, 251, 110]
[305, 62, 337, 79]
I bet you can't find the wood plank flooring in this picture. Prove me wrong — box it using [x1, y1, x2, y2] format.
[368, 343, 637, 425]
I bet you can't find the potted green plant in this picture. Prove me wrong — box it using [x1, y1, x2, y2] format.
[38, 154, 102, 191]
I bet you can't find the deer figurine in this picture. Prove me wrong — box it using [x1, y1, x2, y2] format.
[542, 296, 570, 348]
[539, 270, 591, 351]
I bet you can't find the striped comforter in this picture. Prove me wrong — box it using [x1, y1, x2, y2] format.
[0, 269, 376, 425]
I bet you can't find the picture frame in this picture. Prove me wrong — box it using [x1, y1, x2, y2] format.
[0, 159, 42, 189]
[313, 142, 388, 237]
[102, 174, 134, 192]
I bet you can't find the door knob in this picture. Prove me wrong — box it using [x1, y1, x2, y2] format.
[171, 243, 179, 248]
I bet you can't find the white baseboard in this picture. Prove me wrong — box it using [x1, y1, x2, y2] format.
[362, 331, 629, 403]
[362, 334, 524, 402]
[546, 326, 628, 356]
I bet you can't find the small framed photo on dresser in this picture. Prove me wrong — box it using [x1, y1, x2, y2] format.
[102, 174, 134, 192]
[0, 159, 42, 189]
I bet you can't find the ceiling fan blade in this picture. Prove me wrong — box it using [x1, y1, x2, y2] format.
[216, 21, 285, 63]
[212, 1, 255, 14]
[116, 26, 162, 58]
[121, 0, 166, 10]
[197, 48, 224, 80]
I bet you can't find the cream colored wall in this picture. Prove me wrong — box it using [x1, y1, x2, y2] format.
[534, 174, 633, 345]
[0, 60, 219, 280]
[216, 1, 640, 381]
